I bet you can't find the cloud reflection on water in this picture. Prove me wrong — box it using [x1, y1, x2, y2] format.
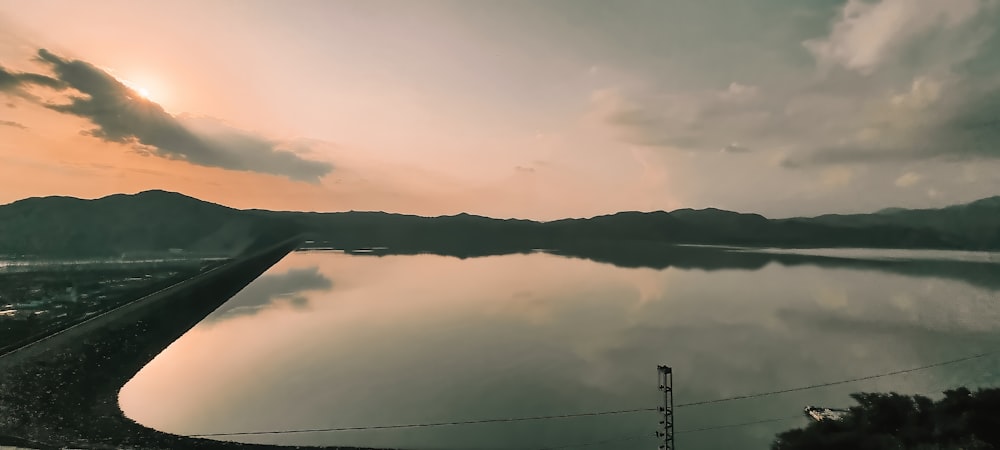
[205, 266, 332, 321]
[120, 250, 1000, 450]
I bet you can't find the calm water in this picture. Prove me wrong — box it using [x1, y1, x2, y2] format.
[120, 249, 1000, 450]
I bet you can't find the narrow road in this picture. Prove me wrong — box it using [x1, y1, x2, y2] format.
[0, 236, 385, 449]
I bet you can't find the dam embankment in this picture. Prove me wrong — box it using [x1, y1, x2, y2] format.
[0, 236, 381, 450]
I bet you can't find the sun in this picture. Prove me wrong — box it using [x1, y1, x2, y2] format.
[114, 72, 172, 109]
[117, 76, 155, 101]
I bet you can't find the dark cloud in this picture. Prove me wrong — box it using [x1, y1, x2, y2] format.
[940, 87, 1000, 158]
[604, 73, 1000, 169]
[782, 146, 911, 168]
[604, 107, 704, 149]
[0, 120, 26, 129]
[594, 86, 774, 154]
[590, 0, 1000, 175]
[786, 84, 1000, 167]
[0, 64, 64, 97]
[26, 49, 332, 182]
[0, 67, 23, 92]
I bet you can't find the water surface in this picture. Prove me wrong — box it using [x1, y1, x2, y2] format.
[120, 249, 1000, 449]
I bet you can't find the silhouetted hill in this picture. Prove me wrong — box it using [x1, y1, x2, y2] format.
[0, 190, 288, 257]
[800, 196, 1000, 248]
[542, 208, 955, 249]
[281, 207, 962, 251]
[1, 190, 998, 258]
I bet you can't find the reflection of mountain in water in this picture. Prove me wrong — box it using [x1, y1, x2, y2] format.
[126, 248, 1000, 450]
[3, 190, 997, 292]
[327, 242, 1000, 292]
[553, 242, 1000, 291]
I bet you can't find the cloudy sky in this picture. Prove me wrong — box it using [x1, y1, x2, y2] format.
[1, 0, 998, 219]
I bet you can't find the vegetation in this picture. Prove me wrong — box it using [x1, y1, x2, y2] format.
[0, 190, 289, 257]
[773, 388, 1000, 450]
[2, 190, 1000, 259]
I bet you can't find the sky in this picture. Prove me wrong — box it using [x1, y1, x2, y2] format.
[1, 0, 999, 220]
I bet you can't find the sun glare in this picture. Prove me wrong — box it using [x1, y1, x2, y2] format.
[117, 76, 158, 102]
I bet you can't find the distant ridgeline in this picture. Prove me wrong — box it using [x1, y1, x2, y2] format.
[1, 190, 999, 258]
[0, 190, 298, 258]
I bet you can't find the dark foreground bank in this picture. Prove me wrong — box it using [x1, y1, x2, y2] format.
[774, 388, 1000, 449]
[0, 237, 386, 450]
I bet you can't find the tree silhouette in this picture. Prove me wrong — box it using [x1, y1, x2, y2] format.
[774, 388, 1000, 449]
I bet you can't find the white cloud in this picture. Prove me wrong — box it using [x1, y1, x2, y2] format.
[718, 82, 759, 101]
[804, 0, 987, 74]
[895, 172, 922, 188]
[890, 77, 944, 110]
[721, 142, 751, 153]
[592, 0, 1000, 174]
[581, 0, 1000, 215]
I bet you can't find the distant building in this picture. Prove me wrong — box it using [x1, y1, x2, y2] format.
[16, 299, 45, 309]
[804, 406, 848, 422]
[66, 285, 79, 302]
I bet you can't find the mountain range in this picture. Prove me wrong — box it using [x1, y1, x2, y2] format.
[0, 190, 998, 258]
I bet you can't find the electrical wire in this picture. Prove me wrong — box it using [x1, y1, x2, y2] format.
[192, 348, 1000, 438]
[676, 415, 803, 434]
[408, 415, 808, 450]
[676, 349, 997, 408]
[531, 433, 653, 450]
[400, 433, 655, 450]
[190, 407, 656, 437]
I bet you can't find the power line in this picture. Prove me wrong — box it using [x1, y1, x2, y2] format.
[676, 349, 998, 408]
[394, 434, 655, 450]
[532, 433, 653, 450]
[676, 415, 803, 434]
[416, 416, 805, 450]
[190, 407, 656, 437]
[912, 359, 999, 397]
[192, 348, 1000, 439]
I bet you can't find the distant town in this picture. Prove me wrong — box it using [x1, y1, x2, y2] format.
[0, 257, 228, 355]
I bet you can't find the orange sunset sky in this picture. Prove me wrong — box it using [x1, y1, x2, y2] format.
[2, 0, 999, 220]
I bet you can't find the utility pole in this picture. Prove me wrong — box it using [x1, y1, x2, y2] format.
[657, 365, 674, 450]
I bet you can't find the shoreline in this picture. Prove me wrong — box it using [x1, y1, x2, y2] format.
[0, 236, 386, 450]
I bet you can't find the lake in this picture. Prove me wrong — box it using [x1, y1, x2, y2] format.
[119, 248, 1000, 449]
